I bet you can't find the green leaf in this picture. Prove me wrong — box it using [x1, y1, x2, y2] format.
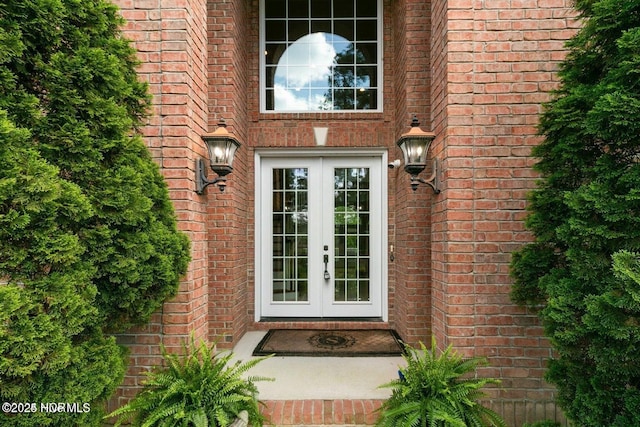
[377, 337, 504, 427]
[106, 333, 273, 427]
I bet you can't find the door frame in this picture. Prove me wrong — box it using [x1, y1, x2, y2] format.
[254, 148, 389, 322]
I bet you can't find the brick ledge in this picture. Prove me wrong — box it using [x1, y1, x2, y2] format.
[261, 399, 384, 426]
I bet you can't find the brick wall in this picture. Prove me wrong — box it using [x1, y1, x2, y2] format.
[429, 0, 579, 411]
[111, 0, 210, 408]
[391, 0, 435, 346]
[111, 0, 585, 423]
[243, 0, 401, 330]
[206, 0, 251, 347]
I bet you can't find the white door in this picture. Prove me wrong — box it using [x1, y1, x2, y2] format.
[259, 156, 384, 318]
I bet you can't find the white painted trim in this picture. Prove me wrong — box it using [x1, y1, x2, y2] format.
[254, 149, 388, 321]
[256, 147, 388, 157]
[258, 0, 384, 114]
[313, 127, 328, 146]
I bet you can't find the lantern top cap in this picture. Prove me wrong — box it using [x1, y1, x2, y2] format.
[202, 118, 239, 141]
[398, 115, 435, 142]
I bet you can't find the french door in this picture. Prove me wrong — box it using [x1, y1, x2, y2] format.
[258, 156, 384, 318]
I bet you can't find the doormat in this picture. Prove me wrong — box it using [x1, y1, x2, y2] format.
[252, 329, 404, 357]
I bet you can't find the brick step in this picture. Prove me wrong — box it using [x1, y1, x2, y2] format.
[261, 399, 384, 426]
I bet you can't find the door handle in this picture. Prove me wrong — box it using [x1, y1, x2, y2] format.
[323, 254, 330, 280]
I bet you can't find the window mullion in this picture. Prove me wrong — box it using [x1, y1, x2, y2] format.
[262, 0, 380, 112]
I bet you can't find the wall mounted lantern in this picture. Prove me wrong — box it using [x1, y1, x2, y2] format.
[396, 116, 440, 193]
[196, 118, 241, 194]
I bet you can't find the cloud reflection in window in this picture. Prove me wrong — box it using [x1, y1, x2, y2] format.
[273, 33, 357, 111]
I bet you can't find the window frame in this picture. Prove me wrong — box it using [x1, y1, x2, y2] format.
[259, 0, 383, 114]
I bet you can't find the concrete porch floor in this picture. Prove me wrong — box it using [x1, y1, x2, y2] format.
[232, 331, 406, 426]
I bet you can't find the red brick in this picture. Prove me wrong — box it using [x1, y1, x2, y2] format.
[111, 1, 579, 426]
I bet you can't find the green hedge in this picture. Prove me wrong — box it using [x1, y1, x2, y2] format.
[0, 1, 190, 425]
[510, 1, 640, 425]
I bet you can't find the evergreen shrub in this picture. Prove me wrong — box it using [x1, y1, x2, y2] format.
[0, 1, 190, 425]
[522, 422, 561, 427]
[510, 1, 640, 425]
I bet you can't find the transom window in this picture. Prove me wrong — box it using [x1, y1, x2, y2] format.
[261, 0, 382, 112]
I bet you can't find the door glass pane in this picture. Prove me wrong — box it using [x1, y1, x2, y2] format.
[333, 167, 370, 302]
[272, 168, 309, 302]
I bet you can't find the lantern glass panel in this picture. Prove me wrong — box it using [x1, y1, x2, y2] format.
[400, 137, 428, 167]
[206, 138, 239, 168]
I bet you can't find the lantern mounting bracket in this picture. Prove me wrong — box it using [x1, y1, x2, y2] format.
[196, 158, 230, 193]
[408, 159, 439, 193]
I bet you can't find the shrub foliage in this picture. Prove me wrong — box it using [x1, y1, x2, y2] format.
[0, 0, 190, 425]
[510, 0, 640, 425]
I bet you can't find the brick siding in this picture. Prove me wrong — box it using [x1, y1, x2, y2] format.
[111, 0, 211, 409]
[261, 399, 384, 426]
[429, 0, 580, 402]
[205, 0, 252, 347]
[111, 0, 582, 424]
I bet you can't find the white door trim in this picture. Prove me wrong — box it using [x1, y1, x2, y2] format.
[254, 149, 388, 321]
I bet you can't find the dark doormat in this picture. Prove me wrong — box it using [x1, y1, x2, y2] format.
[252, 329, 404, 357]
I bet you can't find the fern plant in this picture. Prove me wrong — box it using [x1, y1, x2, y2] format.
[377, 337, 505, 427]
[106, 335, 272, 427]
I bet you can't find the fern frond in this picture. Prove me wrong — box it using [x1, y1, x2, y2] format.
[376, 336, 506, 427]
[105, 332, 273, 427]
[187, 408, 208, 427]
[140, 401, 184, 427]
